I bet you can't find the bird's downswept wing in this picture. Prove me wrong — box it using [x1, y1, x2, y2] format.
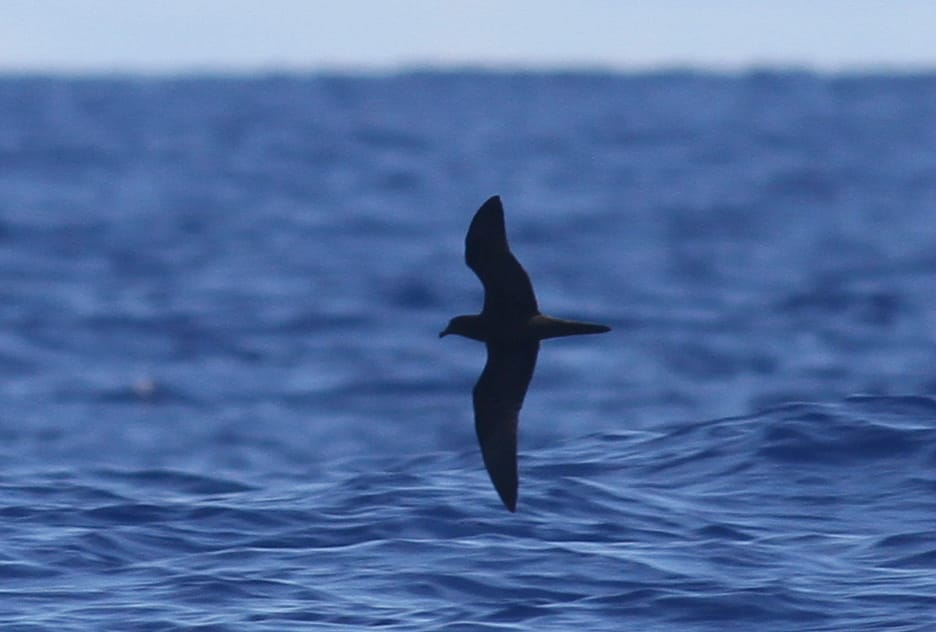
[472, 341, 540, 512]
[465, 196, 538, 322]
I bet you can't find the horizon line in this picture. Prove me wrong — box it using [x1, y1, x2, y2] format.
[2, 60, 935, 79]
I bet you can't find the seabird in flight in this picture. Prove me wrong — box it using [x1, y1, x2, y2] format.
[440, 195, 610, 511]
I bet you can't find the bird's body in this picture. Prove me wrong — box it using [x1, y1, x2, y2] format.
[443, 313, 609, 344]
[440, 196, 610, 512]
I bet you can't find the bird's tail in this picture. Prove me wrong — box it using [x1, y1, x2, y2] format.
[533, 315, 611, 340]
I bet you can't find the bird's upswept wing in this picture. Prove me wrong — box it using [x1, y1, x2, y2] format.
[472, 341, 540, 512]
[465, 196, 538, 322]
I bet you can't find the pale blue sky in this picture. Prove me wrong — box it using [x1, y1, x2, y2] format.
[2, 0, 934, 74]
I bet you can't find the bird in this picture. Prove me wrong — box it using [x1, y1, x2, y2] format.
[440, 195, 610, 512]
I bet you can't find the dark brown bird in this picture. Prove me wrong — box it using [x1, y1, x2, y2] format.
[440, 196, 610, 511]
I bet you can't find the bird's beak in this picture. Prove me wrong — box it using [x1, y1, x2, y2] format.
[438, 328, 450, 338]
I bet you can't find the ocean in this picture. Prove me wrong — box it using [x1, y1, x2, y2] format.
[1, 71, 936, 630]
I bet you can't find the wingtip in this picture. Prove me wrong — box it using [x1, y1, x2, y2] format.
[469, 195, 504, 226]
[498, 490, 518, 512]
[496, 478, 518, 512]
[482, 448, 519, 513]
[477, 195, 503, 217]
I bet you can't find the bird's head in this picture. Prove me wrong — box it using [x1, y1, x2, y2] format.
[439, 315, 486, 341]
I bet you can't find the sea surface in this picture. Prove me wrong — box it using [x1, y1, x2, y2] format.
[2, 71, 936, 630]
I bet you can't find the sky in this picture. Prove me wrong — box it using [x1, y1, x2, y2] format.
[2, 0, 935, 74]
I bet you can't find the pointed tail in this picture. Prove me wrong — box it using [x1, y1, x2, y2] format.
[533, 315, 611, 340]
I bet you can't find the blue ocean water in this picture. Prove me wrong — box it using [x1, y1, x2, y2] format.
[2, 71, 936, 630]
